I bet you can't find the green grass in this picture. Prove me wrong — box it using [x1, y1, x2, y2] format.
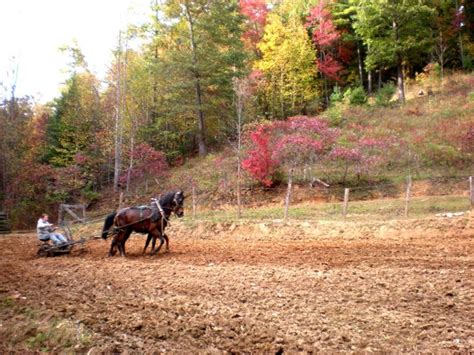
[183, 194, 470, 224]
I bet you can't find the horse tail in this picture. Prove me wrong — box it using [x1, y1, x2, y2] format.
[102, 212, 117, 239]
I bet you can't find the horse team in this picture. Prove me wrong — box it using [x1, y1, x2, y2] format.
[101, 190, 185, 257]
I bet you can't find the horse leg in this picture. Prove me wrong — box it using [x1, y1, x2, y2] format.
[108, 238, 116, 257]
[109, 231, 121, 257]
[143, 233, 153, 255]
[149, 235, 158, 256]
[119, 229, 132, 257]
[116, 230, 126, 257]
[163, 233, 170, 252]
[151, 232, 165, 256]
[122, 229, 131, 255]
[149, 232, 158, 255]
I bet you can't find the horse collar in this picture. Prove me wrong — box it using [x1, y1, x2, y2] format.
[153, 199, 165, 216]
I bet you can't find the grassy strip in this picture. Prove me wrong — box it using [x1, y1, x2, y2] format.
[183, 195, 470, 223]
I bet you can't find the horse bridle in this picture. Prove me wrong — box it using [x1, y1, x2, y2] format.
[172, 191, 184, 211]
[151, 191, 183, 221]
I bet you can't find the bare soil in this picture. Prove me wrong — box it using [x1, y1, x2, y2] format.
[1, 215, 473, 353]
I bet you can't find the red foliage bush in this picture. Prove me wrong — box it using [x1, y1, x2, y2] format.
[242, 116, 339, 185]
[119, 143, 168, 185]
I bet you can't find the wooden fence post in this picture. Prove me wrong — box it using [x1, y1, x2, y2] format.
[342, 188, 350, 220]
[118, 192, 124, 210]
[404, 175, 412, 217]
[470, 176, 473, 210]
[284, 168, 293, 220]
[58, 205, 64, 226]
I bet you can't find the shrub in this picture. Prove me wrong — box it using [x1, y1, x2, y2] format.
[463, 55, 473, 70]
[330, 85, 343, 105]
[375, 83, 396, 106]
[242, 116, 339, 186]
[80, 182, 101, 203]
[326, 105, 344, 126]
[344, 86, 367, 105]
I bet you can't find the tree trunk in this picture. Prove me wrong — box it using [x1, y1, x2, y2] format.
[393, 20, 405, 104]
[454, 0, 465, 68]
[237, 106, 242, 219]
[234, 77, 246, 219]
[113, 32, 123, 192]
[279, 69, 285, 118]
[439, 31, 445, 80]
[397, 60, 406, 104]
[271, 74, 276, 119]
[184, 1, 207, 156]
[126, 135, 134, 193]
[321, 52, 329, 107]
[237, 154, 242, 219]
[378, 69, 382, 90]
[368, 70, 372, 94]
[284, 168, 293, 220]
[357, 41, 364, 86]
[151, 2, 160, 125]
[343, 162, 349, 187]
[458, 31, 465, 68]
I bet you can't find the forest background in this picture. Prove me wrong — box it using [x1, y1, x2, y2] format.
[0, 0, 473, 227]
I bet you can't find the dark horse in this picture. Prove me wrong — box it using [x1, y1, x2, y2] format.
[101, 190, 185, 257]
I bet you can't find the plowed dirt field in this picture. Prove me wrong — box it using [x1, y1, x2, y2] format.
[1, 216, 473, 352]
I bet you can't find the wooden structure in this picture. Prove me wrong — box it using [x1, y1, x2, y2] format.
[0, 211, 11, 234]
[58, 204, 86, 226]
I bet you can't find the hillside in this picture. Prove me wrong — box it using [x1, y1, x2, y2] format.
[2, 72, 473, 229]
[90, 72, 473, 219]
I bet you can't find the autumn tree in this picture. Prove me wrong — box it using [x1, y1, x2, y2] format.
[256, 5, 318, 118]
[354, 0, 435, 103]
[119, 143, 168, 188]
[243, 115, 339, 218]
[155, 0, 246, 156]
[240, 0, 269, 58]
[306, 1, 349, 105]
[330, 134, 395, 185]
[43, 44, 109, 202]
[0, 97, 33, 209]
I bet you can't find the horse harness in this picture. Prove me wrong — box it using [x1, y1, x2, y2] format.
[114, 191, 182, 234]
[151, 198, 166, 233]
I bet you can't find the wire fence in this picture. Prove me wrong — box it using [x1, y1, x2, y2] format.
[183, 175, 473, 223]
[102, 174, 473, 224]
[5, 175, 472, 237]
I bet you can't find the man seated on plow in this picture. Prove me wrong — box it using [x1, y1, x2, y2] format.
[37, 213, 68, 246]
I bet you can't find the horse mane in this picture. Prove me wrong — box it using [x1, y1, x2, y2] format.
[159, 190, 180, 207]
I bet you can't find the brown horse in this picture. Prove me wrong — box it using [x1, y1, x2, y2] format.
[101, 190, 185, 257]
